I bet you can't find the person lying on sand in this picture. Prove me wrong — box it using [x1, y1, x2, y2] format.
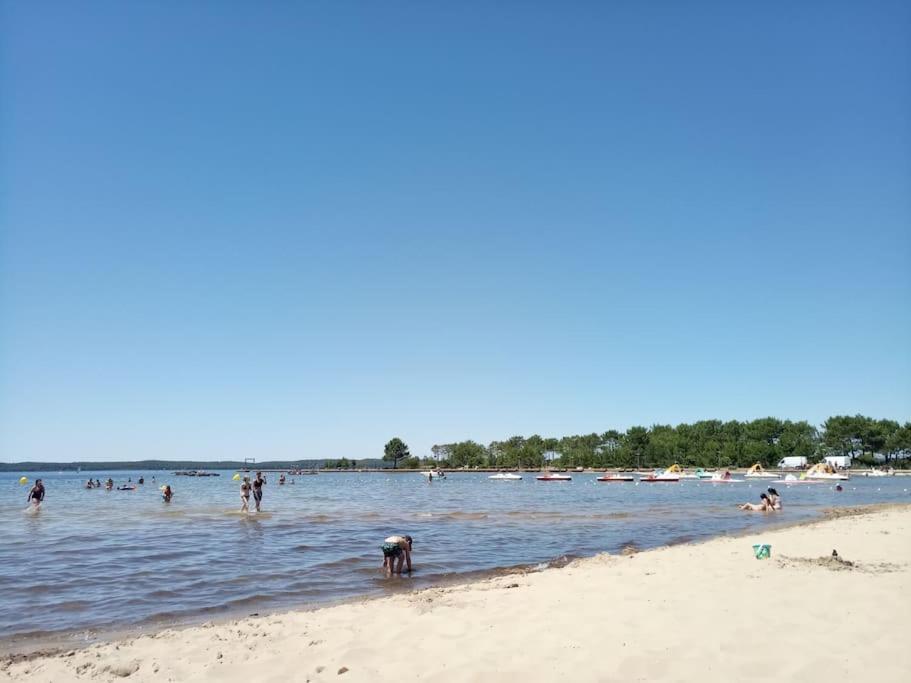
[381, 535, 413, 574]
[739, 493, 771, 511]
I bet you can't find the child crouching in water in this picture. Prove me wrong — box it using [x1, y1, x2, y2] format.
[381, 535, 413, 574]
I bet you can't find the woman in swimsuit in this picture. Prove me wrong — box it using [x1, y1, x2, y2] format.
[381, 535, 413, 574]
[739, 493, 771, 511]
[162, 485, 173, 503]
[105, 478, 114, 491]
[27, 480, 45, 508]
[252, 473, 265, 512]
[766, 488, 782, 510]
[240, 477, 251, 512]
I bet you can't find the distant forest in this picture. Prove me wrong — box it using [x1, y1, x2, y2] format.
[3, 415, 909, 472]
[424, 414, 911, 470]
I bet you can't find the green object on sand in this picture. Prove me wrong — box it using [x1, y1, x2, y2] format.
[752, 543, 771, 559]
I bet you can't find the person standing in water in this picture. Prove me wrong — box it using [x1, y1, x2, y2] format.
[381, 535, 413, 574]
[252, 472, 265, 512]
[162, 485, 173, 503]
[27, 480, 45, 509]
[105, 478, 114, 490]
[240, 477, 251, 512]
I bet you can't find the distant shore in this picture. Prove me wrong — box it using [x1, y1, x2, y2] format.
[4, 463, 908, 475]
[5, 503, 910, 682]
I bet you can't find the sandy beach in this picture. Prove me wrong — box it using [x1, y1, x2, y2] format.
[4, 505, 909, 682]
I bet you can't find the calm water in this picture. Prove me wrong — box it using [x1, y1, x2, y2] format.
[1, 470, 908, 647]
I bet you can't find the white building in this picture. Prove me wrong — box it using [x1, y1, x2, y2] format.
[542, 450, 562, 463]
[824, 455, 852, 469]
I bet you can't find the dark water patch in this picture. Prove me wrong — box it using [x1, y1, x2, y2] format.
[667, 535, 696, 546]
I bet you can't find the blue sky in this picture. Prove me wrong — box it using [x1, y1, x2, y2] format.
[2, 1, 909, 462]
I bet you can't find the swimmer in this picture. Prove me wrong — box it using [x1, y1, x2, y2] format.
[162, 485, 173, 502]
[739, 493, 771, 512]
[27, 479, 45, 509]
[381, 535, 413, 574]
[766, 487, 782, 510]
[138, 477, 144, 485]
[105, 478, 114, 490]
[279, 474, 286, 485]
[85, 479, 94, 489]
[252, 472, 265, 512]
[95, 479, 101, 488]
[240, 476, 251, 512]
[835, 484, 843, 492]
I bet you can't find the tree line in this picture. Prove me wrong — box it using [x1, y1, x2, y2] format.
[383, 415, 911, 470]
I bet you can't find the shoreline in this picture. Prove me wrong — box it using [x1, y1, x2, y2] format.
[4, 502, 909, 679]
[6, 467, 910, 475]
[3, 503, 901, 658]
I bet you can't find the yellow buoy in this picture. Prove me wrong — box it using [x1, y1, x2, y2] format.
[19, 476, 28, 485]
[232, 473, 241, 481]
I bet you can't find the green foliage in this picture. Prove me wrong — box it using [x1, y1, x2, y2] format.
[410, 415, 908, 470]
[383, 437, 410, 469]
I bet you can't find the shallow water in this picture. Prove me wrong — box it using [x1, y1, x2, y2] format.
[1, 470, 907, 646]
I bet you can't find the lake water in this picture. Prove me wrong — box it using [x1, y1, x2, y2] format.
[1, 469, 908, 649]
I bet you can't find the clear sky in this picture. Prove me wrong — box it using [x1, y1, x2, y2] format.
[1, 1, 909, 463]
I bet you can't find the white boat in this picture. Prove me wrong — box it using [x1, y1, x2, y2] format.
[489, 472, 522, 480]
[863, 468, 892, 477]
[744, 463, 777, 478]
[772, 474, 825, 485]
[661, 464, 703, 479]
[421, 470, 446, 479]
[596, 474, 635, 482]
[640, 471, 680, 483]
[708, 471, 744, 483]
[804, 463, 849, 481]
[536, 473, 572, 481]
